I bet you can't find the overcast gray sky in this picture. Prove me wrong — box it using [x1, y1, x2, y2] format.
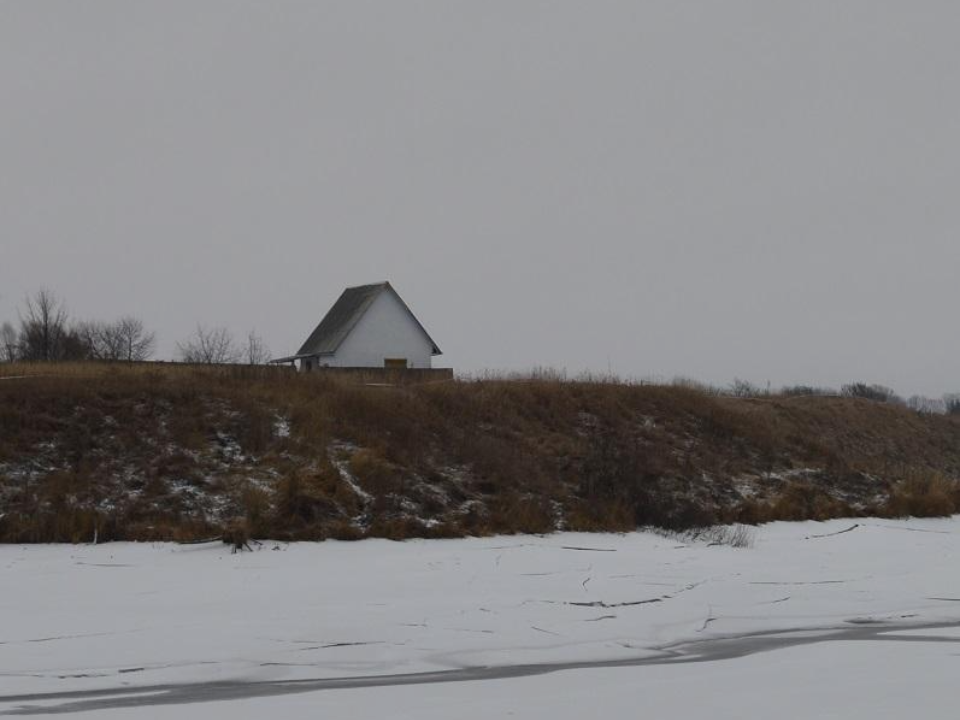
[2, 1, 958, 394]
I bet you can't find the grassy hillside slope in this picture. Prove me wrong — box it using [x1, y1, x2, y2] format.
[1, 363, 959, 543]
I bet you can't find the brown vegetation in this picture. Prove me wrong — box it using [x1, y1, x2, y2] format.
[1, 362, 959, 543]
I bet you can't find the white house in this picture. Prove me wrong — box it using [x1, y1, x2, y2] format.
[272, 282, 442, 371]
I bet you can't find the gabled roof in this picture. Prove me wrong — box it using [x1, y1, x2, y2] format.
[296, 282, 442, 357]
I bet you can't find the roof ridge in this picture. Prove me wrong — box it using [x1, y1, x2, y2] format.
[344, 281, 389, 290]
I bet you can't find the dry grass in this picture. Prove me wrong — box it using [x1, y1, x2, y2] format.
[1, 362, 959, 542]
[884, 471, 960, 518]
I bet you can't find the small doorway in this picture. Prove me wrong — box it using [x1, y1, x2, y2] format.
[384, 358, 408, 369]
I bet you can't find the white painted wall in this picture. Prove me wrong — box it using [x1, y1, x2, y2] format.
[318, 290, 434, 368]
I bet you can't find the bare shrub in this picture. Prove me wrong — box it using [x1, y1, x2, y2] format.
[222, 520, 252, 553]
[780, 385, 836, 397]
[654, 524, 756, 549]
[729, 378, 765, 398]
[244, 330, 271, 365]
[178, 325, 239, 364]
[241, 485, 272, 538]
[841, 382, 903, 405]
[670, 376, 723, 395]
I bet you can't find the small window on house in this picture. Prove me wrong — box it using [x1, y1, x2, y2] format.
[384, 358, 408, 369]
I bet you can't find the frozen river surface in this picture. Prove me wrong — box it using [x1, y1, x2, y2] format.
[1, 518, 958, 718]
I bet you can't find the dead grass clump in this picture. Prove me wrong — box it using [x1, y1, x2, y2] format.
[241, 484, 272, 537]
[365, 516, 462, 540]
[349, 448, 403, 496]
[884, 472, 959, 518]
[163, 405, 209, 451]
[222, 520, 252, 552]
[232, 402, 275, 454]
[456, 502, 490, 535]
[565, 500, 635, 533]
[273, 471, 340, 530]
[729, 499, 772, 525]
[324, 519, 365, 541]
[768, 482, 852, 522]
[0, 507, 104, 544]
[152, 451, 201, 483]
[120, 518, 218, 543]
[365, 517, 425, 540]
[486, 494, 556, 535]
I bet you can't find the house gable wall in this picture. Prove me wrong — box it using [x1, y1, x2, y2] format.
[320, 290, 434, 368]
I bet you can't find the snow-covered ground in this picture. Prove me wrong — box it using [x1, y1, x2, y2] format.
[2, 518, 959, 717]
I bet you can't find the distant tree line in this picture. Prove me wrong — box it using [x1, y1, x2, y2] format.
[1, 289, 270, 365]
[718, 378, 960, 416]
[0, 289, 155, 362]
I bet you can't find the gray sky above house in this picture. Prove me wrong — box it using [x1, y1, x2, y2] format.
[2, 1, 958, 395]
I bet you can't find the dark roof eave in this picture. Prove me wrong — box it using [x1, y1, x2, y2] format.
[269, 352, 336, 363]
[268, 354, 309, 364]
[296, 283, 387, 356]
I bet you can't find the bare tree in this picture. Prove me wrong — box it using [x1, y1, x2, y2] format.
[71, 320, 106, 360]
[243, 330, 271, 365]
[114, 316, 156, 361]
[728, 378, 764, 398]
[96, 321, 125, 360]
[61, 324, 94, 361]
[178, 325, 239, 364]
[72, 317, 154, 361]
[0, 321, 18, 362]
[18, 289, 68, 361]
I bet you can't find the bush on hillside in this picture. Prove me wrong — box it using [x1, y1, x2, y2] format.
[841, 382, 903, 405]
